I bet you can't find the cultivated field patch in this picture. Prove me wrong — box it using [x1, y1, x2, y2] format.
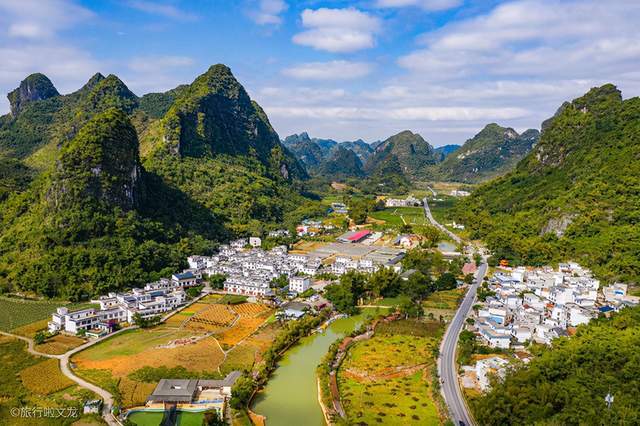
[337, 322, 444, 425]
[37, 334, 86, 355]
[0, 297, 96, 332]
[19, 358, 74, 395]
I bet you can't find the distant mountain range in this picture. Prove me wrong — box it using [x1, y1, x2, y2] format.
[284, 123, 538, 183]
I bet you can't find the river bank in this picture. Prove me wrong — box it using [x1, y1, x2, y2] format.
[251, 309, 382, 425]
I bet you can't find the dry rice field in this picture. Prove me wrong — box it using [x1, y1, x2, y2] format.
[19, 358, 74, 395]
[73, 327, 226, 377]
[187, 304, 236, 331]
[37, 334, 86, 355]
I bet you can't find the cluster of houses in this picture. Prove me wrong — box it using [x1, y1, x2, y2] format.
[297, 219, 336, 237]
[471, 263, 639, 349]
[450, 190, 471, 197]
[384, 195, 422, 207]
[187, 241, 323, 297]
[48, 272, 201, 336]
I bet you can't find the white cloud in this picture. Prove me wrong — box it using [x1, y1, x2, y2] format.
[0, 0, 100, 105]
[293, 8, 381, 53]
[127, 1, 198, 21]
[283, 61, 372, 80]
[0, 0, 94, 40]
[264, 105, 528, 121]
[374, 0, 462, 11]
[399, 0, 640, 81]
[248, 0, 288, 25]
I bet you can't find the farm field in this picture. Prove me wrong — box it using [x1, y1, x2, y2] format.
[369, 207, 428, 227]
[337, 319, 445, 425]
[72, 301, 277, 408]
[37, 334, 86, 355]
[0, 336, 98, 425]
[423, 288, 464, 311]
[0, 297, 96, 332]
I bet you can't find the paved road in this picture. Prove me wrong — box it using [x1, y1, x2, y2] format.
[438, 262, 487, 426]
[423, 197, 462, 244]
[422, 195, 487, 425]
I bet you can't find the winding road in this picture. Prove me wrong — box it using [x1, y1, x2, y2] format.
[1, 290, 214, 426]
[423, 194, 487, 426]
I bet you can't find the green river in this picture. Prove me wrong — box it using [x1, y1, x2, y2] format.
[251, 309, 381, 426]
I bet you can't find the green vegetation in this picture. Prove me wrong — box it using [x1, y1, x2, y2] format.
[455, 84, 640, 282]
[0, 297, 95, 331]
[0, 65, 323, 298]
[0, 336, 95, 425]
[472, 306, 640, 425]
[369, 206, 428, 226]
[325, 252, 465, 316]
[336, 320, 444, 425]
[437, 124, 539, 183]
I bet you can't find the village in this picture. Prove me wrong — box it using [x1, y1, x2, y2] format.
[33, 189, 640, 424]
[460, 262, 640, 393]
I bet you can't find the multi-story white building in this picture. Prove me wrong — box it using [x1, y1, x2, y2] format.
[289, 276, 311, 293]
[49, 286, 187, 335]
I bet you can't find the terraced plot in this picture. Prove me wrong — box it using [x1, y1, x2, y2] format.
[337, 320, 445, 425]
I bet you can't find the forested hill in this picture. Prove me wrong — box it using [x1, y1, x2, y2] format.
[454, 84, 640, 282]
[436, 124, 539, 182]
[0, 65, 320, 298]
[472, 305, 640, 425]
[364, 130, 438, 180]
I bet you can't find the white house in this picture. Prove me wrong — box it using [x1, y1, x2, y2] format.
[172, 271, 198, 287]
[249, 237, 262, 248]
[289, 276, 311, 293]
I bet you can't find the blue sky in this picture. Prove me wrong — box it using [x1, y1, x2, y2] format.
[1, 0, 639, 145]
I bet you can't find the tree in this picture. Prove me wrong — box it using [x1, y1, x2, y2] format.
[34, 331, 46, 345]
[464, 273, 475, 284]
[399, 298, 423, 318]
[230, 374, 255, 409]
[366, 267, 400, 299]
[202, 410, 225, 426]
[325, 282, 356, 314]
[270, 274, 289, 288]
[435, 272, 457, 291]
[401, 271, 433, 301]
[207, 273, 227, 290]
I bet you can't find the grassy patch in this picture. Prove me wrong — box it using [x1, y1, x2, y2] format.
[216, 294, 248, 305]
[423, 288, 464, 310]
[339, 371, 439, 425]
[369, 207, 428, 227]
[376, 319, 443, 339]
[337, 321, 445, 425]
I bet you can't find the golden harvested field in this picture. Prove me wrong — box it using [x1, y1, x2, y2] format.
[221, 322, 282, 371]
[119, 377, 157, 407]
[73, 327, 226, 378]
[187, 304, 237, 331]
[231, 303, 269, 317]
[37, 334, 86, 355]
[217, 310, 272, 347]
[19, 358, 74, 395]
[11, 319, 49, 337]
